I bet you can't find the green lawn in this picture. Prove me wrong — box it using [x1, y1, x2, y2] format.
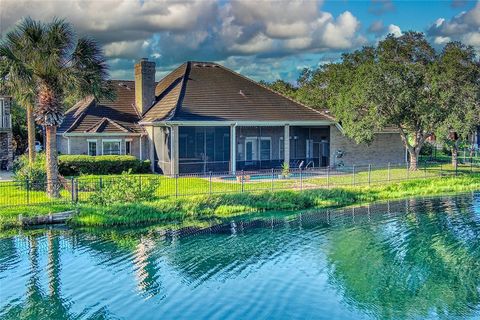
[1, 162, 479, 207]
[1, 163, 480, 230]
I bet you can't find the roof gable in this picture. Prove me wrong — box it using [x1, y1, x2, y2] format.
[84, 117, 131, 133]
[58, 80, 144, 134]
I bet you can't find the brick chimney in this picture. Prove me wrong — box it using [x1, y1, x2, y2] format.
[134, 58, 156, 115]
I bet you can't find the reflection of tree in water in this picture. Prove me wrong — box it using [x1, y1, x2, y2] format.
[0, 237, 19, 274]
[73, 229, 165, 299]
[0, 232, 112, 320]
[326, 195, 480, 319]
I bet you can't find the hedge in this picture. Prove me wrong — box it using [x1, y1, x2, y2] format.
[59, 155, 151, 176]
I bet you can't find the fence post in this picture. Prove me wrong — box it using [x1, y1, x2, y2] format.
[26, 179, 30, 205]
[368, 164, 371, 186]
[271, 168, 274, 192]
[241, 170, 245, 193]
[455, 163, 458, 177]
[209, 171, 212, 195]
[406, 161, 409, 180]
[300, 167, 303, 191]
[327, 166, 330, 188]
[175, 174, 179, 198]
[440, 163, 443, 177]
[139, 175, 142, 192]
[70, 177, 75, 203]
[471, 157, 474, 173]
[74, 178, 79, 203]
[99, 177, 103, 193]
[387, 162, 391, 182]
[424, 162, 427, 178]
[352, 165, 356, 186]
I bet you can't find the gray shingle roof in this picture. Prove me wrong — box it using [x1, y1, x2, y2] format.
[62, 62, 334, 134]
[142, 61, 333, 122]
[58, 80, 143, 134]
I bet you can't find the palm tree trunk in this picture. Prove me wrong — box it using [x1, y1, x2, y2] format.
[27, 105, 36, 163]
[45, 125, 59, 198]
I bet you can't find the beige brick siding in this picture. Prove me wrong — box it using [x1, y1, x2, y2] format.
[329, 125, 406, 167]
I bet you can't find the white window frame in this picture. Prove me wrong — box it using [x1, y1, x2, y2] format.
[87, 139, 97, 156]
[102, 139, 122, 155]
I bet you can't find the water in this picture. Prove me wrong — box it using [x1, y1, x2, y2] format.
[1, 193, 480, 320]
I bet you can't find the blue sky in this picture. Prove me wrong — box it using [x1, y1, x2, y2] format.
[1, 0, 479, 83]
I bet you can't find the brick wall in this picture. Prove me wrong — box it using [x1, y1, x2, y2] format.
[329, 125, 406, 167]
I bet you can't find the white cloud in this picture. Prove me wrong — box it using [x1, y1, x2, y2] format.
[0, 0, 366, 81]
[387, 24, 402, 37]
[427, 1, 480, 49]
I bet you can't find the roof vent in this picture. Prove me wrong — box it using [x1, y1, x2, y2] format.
[118, 82, 131, 90]
[193, 62, 218, 68]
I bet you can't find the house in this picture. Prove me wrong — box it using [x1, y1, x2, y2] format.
[0, 96, 13, 170]
[58, 59, 406, 175]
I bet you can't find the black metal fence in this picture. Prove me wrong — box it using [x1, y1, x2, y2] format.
[0, 161, 478, 208]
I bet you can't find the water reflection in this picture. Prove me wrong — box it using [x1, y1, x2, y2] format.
[1, 193, 479, 319]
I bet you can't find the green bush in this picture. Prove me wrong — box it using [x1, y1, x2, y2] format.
[59, 155, 151, 176]
[89, 170, 157, 205]
[13, 154, 47, 190]
[420, 142, 435, 156]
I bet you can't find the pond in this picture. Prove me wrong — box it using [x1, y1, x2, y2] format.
[1, 192, 480, 319]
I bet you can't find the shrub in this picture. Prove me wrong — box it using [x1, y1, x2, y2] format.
[59, 155, 151, 176]
[420, 142, 435, 156]
[89, 170, 157, 205]
[13, 154, 47, 190]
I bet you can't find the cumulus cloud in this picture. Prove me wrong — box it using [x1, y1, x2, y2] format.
[220, 1, 365, 56]
[387, 24, 402, 37]
[427, 1, 480, 49]
[0, 0, 366, 81]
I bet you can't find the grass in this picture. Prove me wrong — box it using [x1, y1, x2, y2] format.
[1, 164, 480, 230]
[1, 174, 479, 230]
[70, 174, 480, 228]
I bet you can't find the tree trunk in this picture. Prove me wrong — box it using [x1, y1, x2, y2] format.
[27, 105, 36, 164]
[451, 142, 458, 169]
[45, 125, 59, 198]
[409, 150, 419, 171]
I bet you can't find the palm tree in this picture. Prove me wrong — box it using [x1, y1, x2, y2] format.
[0, 18, 113, 197]
[1, 80, 37, 164]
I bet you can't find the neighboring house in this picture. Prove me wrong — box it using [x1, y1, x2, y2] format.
[0, 96, 13, 170]
[59, 59, 406, 175]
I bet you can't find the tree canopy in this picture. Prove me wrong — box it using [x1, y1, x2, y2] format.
[265, 32, 480, 170]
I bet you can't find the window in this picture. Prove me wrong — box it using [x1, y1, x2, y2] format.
[88, 140, 97, 156]
[125, 140, 132, 155]
[103, 140, 121, 155]
[260, 138, 271, 161]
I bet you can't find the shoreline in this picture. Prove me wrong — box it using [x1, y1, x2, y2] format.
[1, 174, 479, 232]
